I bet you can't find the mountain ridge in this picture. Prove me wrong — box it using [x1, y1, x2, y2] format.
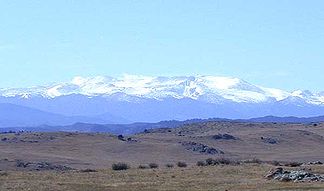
[0, 103, 125, 127]
[2, 115, 324, 135]
[1, 75, 323, 105]
[0, 75, 323, 125]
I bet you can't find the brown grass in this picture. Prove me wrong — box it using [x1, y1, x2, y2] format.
[0, 164, 323, 191]
[0, 122, 324, 190]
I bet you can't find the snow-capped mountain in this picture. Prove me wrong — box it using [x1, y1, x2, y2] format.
[1, 75, 323, 105]
[0, 75, 323, 126]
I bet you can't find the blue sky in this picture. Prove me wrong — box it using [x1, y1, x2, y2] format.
[0, 0, 323, 91]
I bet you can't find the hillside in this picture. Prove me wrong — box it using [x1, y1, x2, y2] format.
[0, 121, 323, 170]
[0, 121, 324, 191]
[0, 121, 324, 190]
[0, 103, 118, 127]
[3, 116, 324, 135]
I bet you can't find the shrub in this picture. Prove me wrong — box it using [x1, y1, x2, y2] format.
[215, 158, 235, 165]
[80, 169, 97, 173]
[205, 158, 215, 166]
[117, 135, 125, 141]
[284, 161, 303, 167]
[197, 160, 206, 166]
[244, 158, 263, 164]
[149, 163, 159, 169]
[177, 161, 187, 168]
[112, 162, 129, 171]
[212, 133, 236, 140]
[0, 172, 8, 176]
[138, 164, 149, 169]
[165, 164, 174, 168]
[267, 160, 281, 166]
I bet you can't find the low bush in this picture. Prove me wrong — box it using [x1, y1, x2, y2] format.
[165, 164, 174, 168]
[112, 162, 129, 171]
[177, 161, 187, 168]
[138, 164, 149, 169]
[0, 172, 8, 176]
[117, 135, 125, 141]
[205, 158, 216, 165]
[243, 158, 263, 164]
[215, 158, 232, 165]
[149, 163, 159, 169]
[267, 160, 281, 166]
[197, 160, 206, 167]
[284, 161, 303, 167]
[203, 158, 239, 166]
[80, 169, 97, 173]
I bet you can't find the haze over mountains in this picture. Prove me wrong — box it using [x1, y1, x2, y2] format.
[0, 75, 324, 128]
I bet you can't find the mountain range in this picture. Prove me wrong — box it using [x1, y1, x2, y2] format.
[2, 116, 324, 135]
[0, 75, 324, 127]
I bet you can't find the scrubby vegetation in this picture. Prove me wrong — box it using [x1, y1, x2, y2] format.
[112, 162, 129, 171]
[80, 169, 97, 173]
[148, 163, 159, 169]
[177, 161, 187, 168]
[117, 135, 126, 141]
[203, 158, 239, 166]
[138, 164, 149, 169]
[206, 158, 215, 165]
[283, 161, 303, 167]
[197, 160, 206, 166]
[165, 164, 174, 168]
[243, 158, 263, 164]
[266, 160, 281, 166]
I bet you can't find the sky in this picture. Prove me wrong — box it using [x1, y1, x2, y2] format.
[0, 0, 323, 91]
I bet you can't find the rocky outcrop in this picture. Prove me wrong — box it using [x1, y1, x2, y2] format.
[15, 160, 73, 171]
[306, 161, 323, 165]
[266, 167, 324, 182]
[181, 141, 224, 155]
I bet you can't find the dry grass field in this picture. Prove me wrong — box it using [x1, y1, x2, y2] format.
[0, 121, 323, 190]
[0, 164, 324, 191]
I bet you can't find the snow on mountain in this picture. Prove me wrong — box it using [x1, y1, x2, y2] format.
[290, 90, 324, 105]
[0, 75, 323, 105]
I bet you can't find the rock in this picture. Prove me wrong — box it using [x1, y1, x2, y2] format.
[16, 160, 31, 168]
[35, 162, 73, 171]
[306, 161, 323, 165]
[261, 137, 278, 144]
[15, 160, 73, 171]
[265, 167, 284, 179]
[181, 141, 224, 155]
